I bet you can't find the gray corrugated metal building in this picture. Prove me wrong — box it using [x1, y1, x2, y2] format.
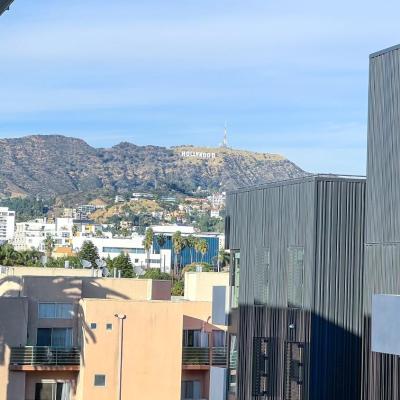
[225, 175, 365, 400]
[362, 44, 400, 400]
[0, 0, 13, 16]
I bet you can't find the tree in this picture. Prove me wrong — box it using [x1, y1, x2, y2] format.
[44, 235, 55, 259]
[217, 249, 230, 271]
[198, 239, 208, 262]
[78, 240, 99, 268]
[171, 280, 184, 296]
[156, 234, 166, 248]
[142, 227, 154, 268]
[172, 231, 185, 274]
[72, 225, 78, 237]
[0, 244, 21, 266]
[108, 253, 134, 278]
[140, 268, 170, 280]
[184, 235, 196, 264]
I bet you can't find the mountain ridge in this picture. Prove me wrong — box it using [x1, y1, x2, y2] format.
[0, 134, 307, 202]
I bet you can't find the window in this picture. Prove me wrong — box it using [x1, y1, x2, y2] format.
[181, 380, 201, 400]
[94, 374, 106, 387]
[35, 382, 71, 400]
[183, 330, 209, 348]
[252, 337, 270, 396]
[254, 247, 270, 305]
[230, 250, 240, 308]
[90, 323, 97, 329]
[228, 334, 238, 395]
[287, 247, 305, 308]
[37, 328, 72, 347]
[106, 323, 113, 331]
[212, 330, 226, 347]
[38, 303, 73, 319]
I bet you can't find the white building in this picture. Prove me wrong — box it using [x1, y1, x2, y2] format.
[12, 218, 56, 251]
[71, 236, 172, 273]
[0, 207, 15, 242]
[207, 192, 226, 209]
[151, 225, 196, 235]
[12, 217, 75, 252]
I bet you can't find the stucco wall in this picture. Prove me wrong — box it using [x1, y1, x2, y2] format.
[78, 299, 215, 400]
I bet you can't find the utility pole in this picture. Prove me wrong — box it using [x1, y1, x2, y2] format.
[115, 313, 126, 400]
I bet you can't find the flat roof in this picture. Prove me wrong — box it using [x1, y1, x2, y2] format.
[370, 44, 400, 59]
[227, 174, 366, 195]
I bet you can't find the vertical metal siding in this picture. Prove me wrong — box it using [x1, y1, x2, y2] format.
[363, 45, 400, 400]
[226, 176, 365, 400]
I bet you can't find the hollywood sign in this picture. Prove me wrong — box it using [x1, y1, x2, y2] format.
[181, 151, 216, 159]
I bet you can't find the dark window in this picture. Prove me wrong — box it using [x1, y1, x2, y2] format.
[284, 342, 304, 400]
[181, 380, 201, 399]
[252, 337, 270, 396]
[35, 382, 70, 400]
[106, 323, 113, 331]
[231, 250, 240, 308]
[287, 247, 304, 308]
[183, 330, 209, 347]
[94, 374, 106, 387]
[90, 323, 97, 329]
[37, 328, 52, 346]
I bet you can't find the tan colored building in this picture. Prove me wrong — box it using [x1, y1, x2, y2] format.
[0, 270, 228, 400]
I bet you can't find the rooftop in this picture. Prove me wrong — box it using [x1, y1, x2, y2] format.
[228, 174, 366, 195]
[370, 44, 400, 59]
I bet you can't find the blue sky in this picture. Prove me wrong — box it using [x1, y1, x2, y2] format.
[0, 0, 399, 174]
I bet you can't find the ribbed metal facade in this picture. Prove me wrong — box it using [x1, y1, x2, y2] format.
[226, 175, 365, 400]
[0, 0, 13, 15]
[363, 44, 400, 400]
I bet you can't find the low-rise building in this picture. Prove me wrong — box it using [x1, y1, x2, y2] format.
[0, 269, 228, 400]
[0, 207, 15, 242]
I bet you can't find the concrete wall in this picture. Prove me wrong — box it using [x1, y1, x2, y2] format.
[184, 272, 229, 302]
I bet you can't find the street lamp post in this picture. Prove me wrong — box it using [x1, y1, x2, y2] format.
[115, 313, 126, 400]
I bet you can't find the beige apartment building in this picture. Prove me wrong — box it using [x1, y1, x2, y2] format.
[0, 268, 228, 400]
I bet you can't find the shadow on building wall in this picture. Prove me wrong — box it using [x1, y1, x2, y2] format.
[234, 305, 362, 400]
[0, 274, 131, 399]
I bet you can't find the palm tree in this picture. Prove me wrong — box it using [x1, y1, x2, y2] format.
[198, 239, 208, 263]
[172, 231, 184, 275]
[194, 238, 201, 263]
[217, 249, 230, 272]
[185, 235, 196, 264]
[44, 234, 55, 259]
[156, 233, 167, 272]
[142, 227, 154, 268]
[156, 234, 166, 249]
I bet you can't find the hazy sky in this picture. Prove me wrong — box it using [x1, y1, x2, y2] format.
[0, 1, 399, 174]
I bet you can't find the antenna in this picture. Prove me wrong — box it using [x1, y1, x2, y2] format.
[221, 122, 228, 148]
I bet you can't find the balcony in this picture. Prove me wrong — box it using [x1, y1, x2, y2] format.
[182, 346, 227, 369]
[9, 346, 80, 371]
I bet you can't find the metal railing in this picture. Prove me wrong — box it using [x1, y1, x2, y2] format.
[182, 346, 227, 366]
[182, 347, 210, 365]
[211, 346, 227, 366]
[10, 346, 80, 366]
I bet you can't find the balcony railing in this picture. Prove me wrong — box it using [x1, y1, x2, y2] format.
[10, 346, 80, 367]
[182, 346, 227, 367]
[211, 346, 227, 366]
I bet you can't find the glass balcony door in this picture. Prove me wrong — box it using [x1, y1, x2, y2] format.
[35, 382, 71, 400]
[37, 328, 72, 347]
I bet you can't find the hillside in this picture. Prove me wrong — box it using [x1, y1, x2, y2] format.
[0, 135, 307, 202]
